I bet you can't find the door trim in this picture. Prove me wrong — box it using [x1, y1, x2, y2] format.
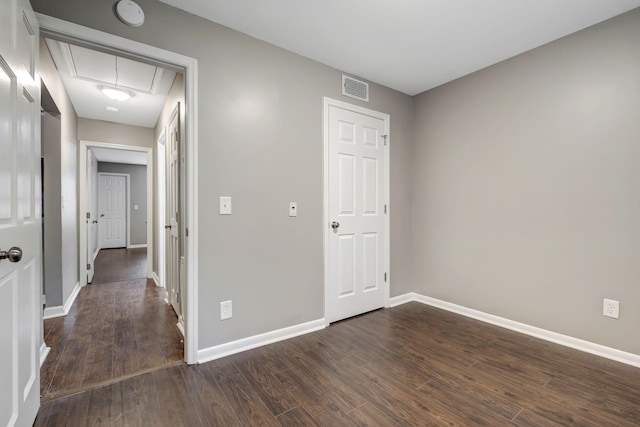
[323, 97, 391, 326]
[80, 143, 149, 278]
[38, 13, 199, 364]
[97, 172, 131, 249]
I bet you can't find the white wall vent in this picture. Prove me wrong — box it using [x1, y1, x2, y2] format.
[342, 75, 369, 102]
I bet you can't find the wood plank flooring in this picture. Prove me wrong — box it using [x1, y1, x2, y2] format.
[92, 247, 147, 284]
[36, 302, 640, 426]
[41, 248, 184, 401]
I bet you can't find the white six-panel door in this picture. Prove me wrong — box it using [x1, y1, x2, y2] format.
[0, 1, 42, 425]
[166, 104, 181, 318]
[326, 99, 389, 323]
[98, 174, 127, 249]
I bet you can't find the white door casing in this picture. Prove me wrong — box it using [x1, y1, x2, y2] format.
[98, 173, 128, 249]
[0, 1, 42, 425]
[324, 98, 390, 323]
[86, 148, 96, 282]
[39, 14, 199, 364]
[166, 104, 181, 318]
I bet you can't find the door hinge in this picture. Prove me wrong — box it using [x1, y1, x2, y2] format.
[186, 227, 189, 237]
[86, 211, 90, 219]
[382, 135, 388, 146]
[384, 272, 387, 282]
[384, 204, 387, 214]
[86, 263, 91, 270]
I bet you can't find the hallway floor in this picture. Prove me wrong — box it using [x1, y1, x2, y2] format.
[40, 249, 184, 401]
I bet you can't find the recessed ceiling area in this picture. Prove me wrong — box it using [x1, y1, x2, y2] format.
[45, 39, 177, 128]
[158, 0, 640, 95]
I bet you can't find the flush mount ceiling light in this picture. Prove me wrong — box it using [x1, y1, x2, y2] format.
[115, 0, 145, 27]
[101, 86, 131, 101]
[105, 106, 120, 112]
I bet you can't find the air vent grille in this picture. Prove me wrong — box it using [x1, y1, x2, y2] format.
[342, 75, 369, 102]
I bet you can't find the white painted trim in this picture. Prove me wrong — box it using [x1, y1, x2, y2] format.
[39, 344, 50, 368]
[323, 97, 391, 325]
[43, 281, 81, 319]
[98, 172, 131, 249]
[42, 306, 65, 320]
[38, 13, 198, 365]
[152, 272, 163, 288]
[392, 293, 640, 369]
[198, 319, 325, 364]
[127, 244, 148, 249]
[156, 130, 166, 291]
[389, 292, 415, 307]
[92, 247, 100, 262]
[176, 318, 185, 338]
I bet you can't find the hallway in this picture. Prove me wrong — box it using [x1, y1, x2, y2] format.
[41, 249, 184, 401]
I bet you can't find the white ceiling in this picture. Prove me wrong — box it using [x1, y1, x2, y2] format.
[45, 39, 176, 127]
[91, 147, 147, 165]
[158, 0, 640, 95]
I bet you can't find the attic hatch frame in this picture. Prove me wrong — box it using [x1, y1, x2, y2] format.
[36, 13, 200, 365]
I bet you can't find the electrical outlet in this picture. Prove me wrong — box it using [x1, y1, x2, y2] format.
[220, 300, 232, 320]
[603, 299, 619, 319]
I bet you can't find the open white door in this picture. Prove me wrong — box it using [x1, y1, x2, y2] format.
[166, 104, 181, 318]
[0, 1, 42, 425]
[325, 99, 390, 323]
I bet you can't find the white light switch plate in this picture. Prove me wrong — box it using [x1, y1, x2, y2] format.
[289, 202, 297, 217]
[219, 196, 232, 215]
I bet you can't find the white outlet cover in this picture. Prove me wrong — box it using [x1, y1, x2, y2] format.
[220, 300, 232, 320]
[603, 298, 620, 319]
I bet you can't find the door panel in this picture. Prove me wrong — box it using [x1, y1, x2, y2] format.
[0, 1, 41, 424]
[328, 104, 387, 323]
[166, 104, 181, 318]
[99, 174, 127, 249]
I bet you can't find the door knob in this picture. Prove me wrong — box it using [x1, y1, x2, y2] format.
[165, 224, 172, 229]
[92, 220, 98, 224]
[0, 247, 22, 263]
[100, 214, 105, 217]
[331, 221, 340, 229]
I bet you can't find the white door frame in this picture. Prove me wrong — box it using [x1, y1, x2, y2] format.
[80, 142, 149, 278]
[97, 172, 131, 249]
[38, 13, 199, 364]
[38, 14, 199, 364]
[323, 97, 391, 325]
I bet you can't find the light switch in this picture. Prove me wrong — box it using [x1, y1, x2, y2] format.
[289, 202, 297, 217]
[134, 204, 139, 210]
[219, 196, 232, 215]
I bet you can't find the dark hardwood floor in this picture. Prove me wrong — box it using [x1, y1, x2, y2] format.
[92, 247, 147, 284]
[41, 248, 184, 402]
[36, 302, 640, 426]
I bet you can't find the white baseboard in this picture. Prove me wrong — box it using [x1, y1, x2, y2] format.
[197, 318, 325, 364]
[390, 293, 415, 307]
[127, 244, 147, 249]
[43, 281, 81, 320]
[152, 272, 163, 288]
[391, 292, 640, 369]
[39, 343, 51, 367]
[177, 317, 185, 337]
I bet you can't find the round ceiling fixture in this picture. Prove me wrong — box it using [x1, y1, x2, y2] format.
[115, 0, 145, 27]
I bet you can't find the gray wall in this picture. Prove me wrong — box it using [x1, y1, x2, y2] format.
[97, 163, 148, 245]
[32, 0, 415, 350]
[412, 9, 640, 355]
[78, 118, 154, 148]
[39, 38, 79, 308]
[41, 111, 63, 307]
